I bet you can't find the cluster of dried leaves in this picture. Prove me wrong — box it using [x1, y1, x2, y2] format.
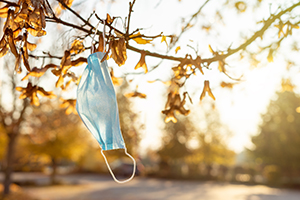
[0, 0, 299, 122]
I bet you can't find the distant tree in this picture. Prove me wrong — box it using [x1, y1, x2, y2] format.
[251, 87, 300, 180]
[157, 106, 235, 178]
[0, 58, 30, 196]
[158, 116, 193, 161]
[117, 81, 141, 156]
[157, 116, 194, 177]
[25, 101, 89, 184]
[192, 109, 235, 166]
[0, 127, 7, 168]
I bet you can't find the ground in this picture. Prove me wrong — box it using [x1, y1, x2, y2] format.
[1, 173, 300, 200]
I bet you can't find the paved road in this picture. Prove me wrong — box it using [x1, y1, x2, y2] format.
[2, 173, 300, 200]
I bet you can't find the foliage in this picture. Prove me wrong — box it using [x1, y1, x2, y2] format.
[23, 101, 90, 183]
[158, 116, 193, 162]
[25, 101, 89, 163]
[0, 0, 299, 122]
[251, 89, 300, 176]
[157, 105, 235, 178]
[189, 107, 235, 166]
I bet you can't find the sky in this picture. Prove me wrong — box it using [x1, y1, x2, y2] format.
[2, 0, 300, 154]
[55, 0, 300, 154]
[84, 0, 300, 153]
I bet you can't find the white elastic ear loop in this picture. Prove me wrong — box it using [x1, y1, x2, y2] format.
[101, 148, 136, 184]
[102, 20, 106, 52]
[91, 20, 101, 53]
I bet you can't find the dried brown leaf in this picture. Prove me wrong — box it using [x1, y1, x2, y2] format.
[37, 87, 56, 98]
[21, 64, 57, 81]
[60, 99, 77, 115]
[0, 44, 9, 57]
[27, 27, 46, 37]
[162, 109, 177, 123]
[0, 5, 9, 18]
[0, 34, 6, 49]
[14, 2, 29, 23]
[97, 34, 104, 52]
[6, 28, 18, 57]
[27, 42, 37, 51]
[111, 39, 127, 66]
[3, 10, 18, 31]
[110, 69, 123, 86]
[70, 39, 85, 54]
[200, 80, 215, 101]
[124, 91, 147, 99]
[15, 54, 22, 74]
[21, 48, 30, 71]
[134, 50, 148, 73]
[16, 82, 41, 106]
[56, 75, 64, 88]
[106, 13, 114, 24]
[220, 82, 234, 88]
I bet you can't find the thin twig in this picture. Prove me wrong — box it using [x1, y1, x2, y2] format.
[126, 0, 136, 38]
[169, 0, 211, 49]
[56, 0, 94, 29]
[0, 0, 19, 7]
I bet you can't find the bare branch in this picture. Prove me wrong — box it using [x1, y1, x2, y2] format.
[169, 0, 211, 49]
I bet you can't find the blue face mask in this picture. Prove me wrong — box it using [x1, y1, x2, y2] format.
[76, 51, 135, 183]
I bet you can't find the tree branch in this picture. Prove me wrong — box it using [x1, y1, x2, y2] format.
[34, 1, 300, 70]
[126, 0, 136, 38]
[223, 2, 300, 59]
[169, 0, 211, 49]
[0, 0, 19, 7]
[56, 0, 94, 29]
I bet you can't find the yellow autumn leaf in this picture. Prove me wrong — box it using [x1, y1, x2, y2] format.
[56, 75, 64, 88]
[27, 42, 37, 51]
[60, 99, 77, 115]
[267, 49, 274, 62]
[133, 37, 153, 44]
[161, 35, 168, 46]
[175, 46, 181, 54]
[70, 40, 85, 54]
[0, 45, 9, 57]
[208, 44, 214, 53]
[134, 50, 148, 73]
[106, 13, 114, 24]
[27, 27, 47, 37]
[0, 5, 9, 18]
[130, 32, 153, 44]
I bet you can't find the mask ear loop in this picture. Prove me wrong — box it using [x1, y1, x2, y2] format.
[102, 20, 106, 52]
[91, 20, 102, 54]
[101, 148, 136, 184]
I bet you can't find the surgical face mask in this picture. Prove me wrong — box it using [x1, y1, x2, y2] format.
[76, 51, 136, 183]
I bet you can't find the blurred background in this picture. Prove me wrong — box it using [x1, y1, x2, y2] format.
[1, 0, 300, 199]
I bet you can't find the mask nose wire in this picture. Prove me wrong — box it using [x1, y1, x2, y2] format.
[101, 148, 136, 184]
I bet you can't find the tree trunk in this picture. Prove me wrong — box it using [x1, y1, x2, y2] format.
[3, 132, 17, 195]
[50, 157, 58, 185]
